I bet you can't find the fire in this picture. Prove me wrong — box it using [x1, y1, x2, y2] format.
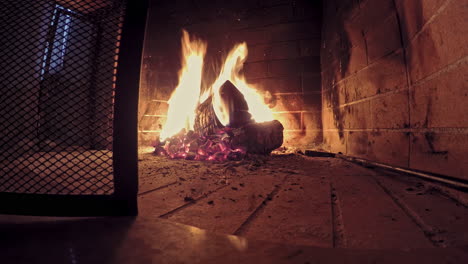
[209, 43, 274, 126]
[159, 30, 207, 140]
[156, 30, 276, 161]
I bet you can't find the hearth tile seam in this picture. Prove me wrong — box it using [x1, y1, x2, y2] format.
[138, 168, 225, 196]
[232, 173, 289, 236]
[138, 181, 178, 196]
[158, 184, 229, 219]
[369, 174, 447, 248]
[330, 181, 347, 248]
[155, 166, 261, 218]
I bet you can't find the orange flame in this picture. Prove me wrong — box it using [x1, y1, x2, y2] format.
[209, 42, 273, 126]
[160, 30, 273, 140]
[160, 30, 207, 140]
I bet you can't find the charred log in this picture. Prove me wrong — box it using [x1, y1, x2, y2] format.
[193, 96, 224, 136]
[219, 80, 252, 128]
[231, 120, 284, 154]
[194, 80, 253, 136]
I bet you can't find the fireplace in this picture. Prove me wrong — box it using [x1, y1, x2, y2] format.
[1, 0, 468, 255]
[138, 0, 323, 153]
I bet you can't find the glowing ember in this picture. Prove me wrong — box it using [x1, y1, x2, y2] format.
[154, 128, 246, 161]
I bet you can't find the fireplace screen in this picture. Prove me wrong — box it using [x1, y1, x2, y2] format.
[0, 0, 147, 216]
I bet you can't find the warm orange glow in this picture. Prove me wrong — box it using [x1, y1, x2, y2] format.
[160, 30, 207, 140]
[160, 30, 274, 139]
[209, 43, 274, 126]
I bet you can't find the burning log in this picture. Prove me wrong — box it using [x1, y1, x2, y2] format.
[193, 96, 223, 137]
[156, 80, 283, 160]
[231, 120, 284, 154]
[218, 80, 252, 128]
[194, 80, 252, 136]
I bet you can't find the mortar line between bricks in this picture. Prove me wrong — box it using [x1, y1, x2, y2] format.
[248, 38, 321, 49]
[330, 182, 347, 248]
[392, 0, 413, 169]
[404, 0, 455, 49]
[232, 173, 289, 236]
[369, 174, 446, 248]
[411, 55, 468, 87]
[324, 86, 408, 108]
[322, 48, 405, 89]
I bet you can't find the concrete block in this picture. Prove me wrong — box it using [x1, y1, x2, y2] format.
[268, 58, 302, 77]
[303, 93, 322, 112]
[273, 112, 302, 130]
[271, 94, 304, 112]
[302, 56, 321, 74]
[344, 101, 371, 129]
[292, 0, 322, 22]
[365, 14, 402, 63]
[270, 41, 300, 60]
[394, 0, 448, 45]
[321, 107, 335, 130]
[322, 83, 345, 109]
[347, 51, 406, 102]
[138, 131, 159, 147]
[407, 0, 468, 82]
[229, 29, 267, 46]
[244, 61, 269, 79]
[356, 0, 394, 33]
[303, 111, 322, 130]
[371, 91, 409, 129]
[367, 131, 410, 167]
[265, 21, 321, 42]
[232, 4, 293, 30]
[410, 132, 468, 180]
[300, 39, 321, 57]
[411, 60, 468, 128]
[323, 130, 347, 154]
[283, 129, 322, 148]
[247, 41, 300, 62]
[144, 100, 169, 116]
[245, 44, 269, 63]
[302, 73, 321, 92]
[344, 44, 368, 77]
[139, 116, 167, 132]
[249, 76, 302, 94]
[347, 131, 368, 158]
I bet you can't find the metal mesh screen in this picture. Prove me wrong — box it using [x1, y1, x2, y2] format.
[0, 0, 126, 195]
